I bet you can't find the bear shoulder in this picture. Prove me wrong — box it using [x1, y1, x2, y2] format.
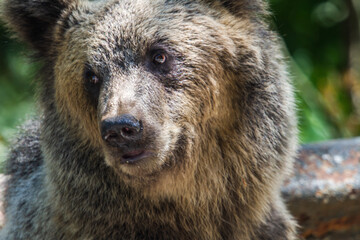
[5, 119, 43, 179]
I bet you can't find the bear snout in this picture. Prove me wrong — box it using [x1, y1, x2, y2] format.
[101, 114, 143, 147]
[101, 114, 156, 164]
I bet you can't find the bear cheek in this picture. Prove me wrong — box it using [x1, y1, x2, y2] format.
[54, 58, 101, 147]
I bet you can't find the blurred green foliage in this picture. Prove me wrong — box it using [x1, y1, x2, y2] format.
[0, 0, 359, 164]
[271, 0, 360, 142]
[0, 24, 37, 164]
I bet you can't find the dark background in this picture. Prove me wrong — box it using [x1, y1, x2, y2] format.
[0, 0, 359, 162]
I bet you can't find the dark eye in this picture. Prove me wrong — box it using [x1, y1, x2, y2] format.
[147, 48, 174, 75]
[85, 69, 100, 85]
[89, 74, 100, 85]
[84, 67, 101, 104]
[153, 53, 167, 65]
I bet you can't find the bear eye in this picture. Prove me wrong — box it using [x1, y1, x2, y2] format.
[89, 75, 100, 85]
[153, 53, 167, 65]
[84, 67, 101, 104]
[146, 47, 175, 75]
[85, 69, 100, 85]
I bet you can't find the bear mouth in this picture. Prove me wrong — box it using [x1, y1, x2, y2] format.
[120, 150, 154, 164]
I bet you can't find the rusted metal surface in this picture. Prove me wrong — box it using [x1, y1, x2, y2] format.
[283, 138, 360, 239]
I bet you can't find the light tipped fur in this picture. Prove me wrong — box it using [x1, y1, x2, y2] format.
[0, 0, 298, 239]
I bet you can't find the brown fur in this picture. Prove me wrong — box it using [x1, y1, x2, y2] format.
[0, 0, 298, 239]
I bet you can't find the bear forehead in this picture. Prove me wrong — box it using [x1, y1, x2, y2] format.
[66, 0, 228, 56]
[89, 0, 212, 31]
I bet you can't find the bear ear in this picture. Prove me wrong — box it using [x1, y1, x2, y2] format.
[0, 0, 74, 54]
[205, 0, 268, 16]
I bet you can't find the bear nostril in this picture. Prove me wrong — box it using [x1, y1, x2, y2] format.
[104, 131, 119, 141]
[121, 127, 133, 137]
[101, 115, 143, 147]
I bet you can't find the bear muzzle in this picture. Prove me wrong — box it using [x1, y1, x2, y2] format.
[101, 114, 153, 164]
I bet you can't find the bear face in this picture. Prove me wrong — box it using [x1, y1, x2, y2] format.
[1, 0, 298, 196]
[2, 0, 297, 193]
[46, 0, 283, 188]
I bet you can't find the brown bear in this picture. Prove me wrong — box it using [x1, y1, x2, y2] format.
[0, 0, 298, 239]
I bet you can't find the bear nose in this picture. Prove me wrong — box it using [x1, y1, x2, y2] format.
[101, 114, 143, 147]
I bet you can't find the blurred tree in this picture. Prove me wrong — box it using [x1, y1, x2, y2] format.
[343, 0, 360, 135]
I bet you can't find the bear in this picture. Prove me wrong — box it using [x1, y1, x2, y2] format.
[0, 0, 298, 239]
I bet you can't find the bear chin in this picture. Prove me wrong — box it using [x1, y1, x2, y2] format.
[103, 150, 171, 181]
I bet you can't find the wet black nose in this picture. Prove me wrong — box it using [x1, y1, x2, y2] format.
[101, 114, 143, 147]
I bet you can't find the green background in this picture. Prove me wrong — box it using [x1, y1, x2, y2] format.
[0, 0, 360, 164]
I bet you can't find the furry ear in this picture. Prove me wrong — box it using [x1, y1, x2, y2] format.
[204, 0, 268, 16]
[0, 0, 74, 54]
